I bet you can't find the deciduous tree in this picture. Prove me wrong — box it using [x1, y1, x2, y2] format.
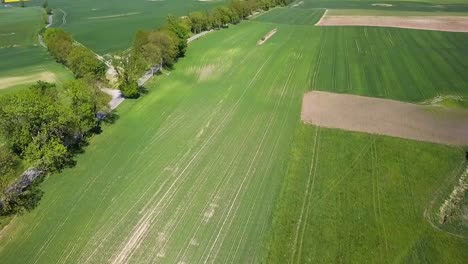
[67, 46, 106, 79]
[43, 28, 73, 63]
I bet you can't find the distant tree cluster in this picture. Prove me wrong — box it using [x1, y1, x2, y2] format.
[43, 28, 106, 80]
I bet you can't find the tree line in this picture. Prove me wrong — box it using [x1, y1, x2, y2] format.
[120, 0, 294, 97]
[43, 28, 107, 80]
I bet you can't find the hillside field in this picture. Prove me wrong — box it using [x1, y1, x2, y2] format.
[0, 5, 467, 263]
[0, 7, 72, 93]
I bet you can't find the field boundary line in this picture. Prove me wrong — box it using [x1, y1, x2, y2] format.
[314, 9, 328, 26]
[423, 152, 467, 239]
[372, 141, 390, 260]
[295, 126, 321, 264]
[290, 126, 319, 263]
[201, 54, 276, 262]
[222, 51, 301, 262]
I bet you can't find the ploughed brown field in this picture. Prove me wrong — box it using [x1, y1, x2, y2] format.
[316, 14, 468, 32]
[301, 91, 468, 145]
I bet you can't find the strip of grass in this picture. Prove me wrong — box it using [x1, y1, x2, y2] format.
[254, 7, 324, 25]
[0, 7, 73, 93]
[0, 46, 73, 94]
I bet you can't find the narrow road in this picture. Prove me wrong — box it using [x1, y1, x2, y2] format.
[38, 14, 53, 48]
[101, 88, 125, 110]
[187, 30, 214, 43]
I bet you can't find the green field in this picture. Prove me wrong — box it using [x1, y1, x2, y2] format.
[44, 0, 227, 54]
[0, 7, 72, 93]
[294, 0, 468, 12]
[0, 7, 44, 48]
[0, 46, 73, 94]
[0, 4, 468, 264]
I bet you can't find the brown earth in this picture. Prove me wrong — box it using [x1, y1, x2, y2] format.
[316, 15, 468, 32]
[301, 91, 468, 146]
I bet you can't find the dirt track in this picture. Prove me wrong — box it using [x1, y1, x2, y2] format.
[257, 29, 277, 45]
[316, 15, 468, 32]
[301, 91, 468, 146]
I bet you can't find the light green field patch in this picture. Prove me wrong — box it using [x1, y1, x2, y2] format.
[187, 47, 240, 81]
[0, 71, 56, 90]
[254, 7, 324, 25]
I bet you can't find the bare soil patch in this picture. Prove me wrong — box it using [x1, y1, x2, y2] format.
[257, 29, 277, 45]
[0, 72, 56, 90]
[372, 3, 393, 7]
[198, 65, 215, 81]
[316, 14, 468, 32]
[301, 91, 468, 146]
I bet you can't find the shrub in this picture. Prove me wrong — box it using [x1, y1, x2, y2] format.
[0, 146, 20, 189]
[439, 167, 468, 224]
[119, 81, 139, 98]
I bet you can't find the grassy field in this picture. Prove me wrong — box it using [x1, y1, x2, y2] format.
[43, 0, 228, 54]
[0, 7, 72, 93]
[266, 125, 468, 263]
[0, 7, 45, 48]
[0, 5, 467, 264]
